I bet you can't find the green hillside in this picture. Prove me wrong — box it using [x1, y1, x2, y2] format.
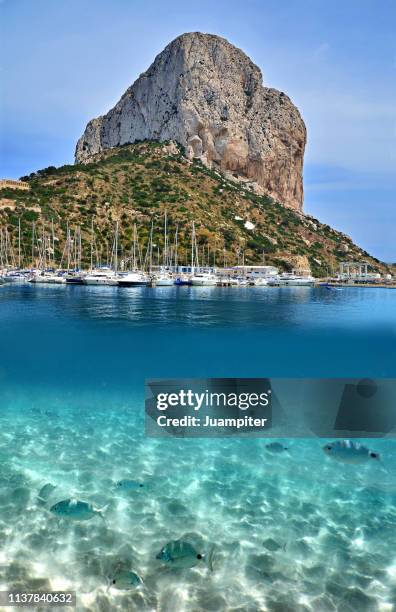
[0, 141, 389, 276]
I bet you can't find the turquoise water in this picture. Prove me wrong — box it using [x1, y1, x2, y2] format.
[0, 284, 395, 611]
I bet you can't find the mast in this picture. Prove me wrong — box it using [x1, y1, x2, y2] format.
[51, 218, 55, 268]
[90, 218, 94, 271]
[66, 223, 71, 272]
[32, 222, 35, 267]
[149, 220, 153, 273]
[74, 228, 78, 270]
[191, 221, 195, 274]
[164, 210, 168, 268]
[114, 221, 119, 274]
[78, 226, 82, 271]
[174, 224, 179, 272]
[42, 223, 46, 270]
[18, 217, 21, 269]
[133, 223, 137, 270]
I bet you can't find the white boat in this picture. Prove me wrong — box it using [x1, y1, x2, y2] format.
[29, 272, 66, 284]
[251, 277, 268, 287]
[191, 272, 217, 286]
[83, 269, 119, 286]
[2, 271, 28, 283]
[153, 273, 174, 286]
[84, 223, 122, 286]
[118, 271, 149, 287]
[65, 272, 85, 285]
[216, 277, 239, 286]
[268, 273, 315, 287]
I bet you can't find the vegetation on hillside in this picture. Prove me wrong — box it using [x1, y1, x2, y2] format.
[0, 141, 389, 276]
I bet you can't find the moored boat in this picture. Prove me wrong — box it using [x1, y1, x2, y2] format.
[29, 272, 66, 284]
[83, 269, 119, 286]
[118, 271, 149, 287]
[153, 273, 174, 286]
[268, 273, 315, 286]
[191, 272, 217, 286]
[175, 275, 192, 286]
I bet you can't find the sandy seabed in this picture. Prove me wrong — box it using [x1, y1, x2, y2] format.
[0, 390, 395, 612]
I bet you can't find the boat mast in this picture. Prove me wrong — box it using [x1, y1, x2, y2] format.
[90, 218, 94, 271]
[191, 221, 195, 274]
[66, 223, 71, 272]
[114, 221, 119, 274]
[78, 226, 82, 271]
[18, 217, 21, 269]
[174, 223, 179, 272]
[31, 222, 35, 267]
[133, 223, 137, 270]
[164, 210, 168, 269]
[149, 220, 153, 273]
[42, 223, 46, 271]
[51, 218, 55, 268]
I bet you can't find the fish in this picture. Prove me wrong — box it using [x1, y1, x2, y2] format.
[323, 440, 380, 464]
[156, 539, 214, 570]
[116, 479, 144, 490]
[37, 483, 56, 504]
[109, 570, 142, 590]
[265, 442, 289, 453]
[50, 498, 107, 520]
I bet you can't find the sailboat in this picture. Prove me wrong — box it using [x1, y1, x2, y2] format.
[189, 222, 217, 286]
[152, 211, 174, 286]
[83, 268, 119, 285]
[29, 223, 66, 283]
[118, 223, 149, 286]
[64, 224, 85, 284]
[83, 222, 120, 286]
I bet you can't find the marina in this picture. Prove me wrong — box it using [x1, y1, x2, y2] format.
[1, 217, 394, 290]
[1, 267, 395, 289]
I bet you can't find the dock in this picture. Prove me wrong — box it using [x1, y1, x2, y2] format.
[322, 282, 396, 289]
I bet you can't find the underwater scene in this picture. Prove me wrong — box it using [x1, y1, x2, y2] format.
[0, 284, 395, 611]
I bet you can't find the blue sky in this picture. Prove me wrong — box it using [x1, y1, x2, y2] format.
[1, 0, 395, 261]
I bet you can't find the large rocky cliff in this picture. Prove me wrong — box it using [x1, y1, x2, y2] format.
[75, 32, 306, 210]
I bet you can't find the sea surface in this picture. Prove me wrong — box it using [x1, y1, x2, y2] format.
[0, 284, 395, 611]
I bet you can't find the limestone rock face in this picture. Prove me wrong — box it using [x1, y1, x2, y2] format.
[75, 32, 306, 210]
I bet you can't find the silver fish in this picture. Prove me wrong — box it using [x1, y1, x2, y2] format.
[109, 570, 142, 589]
[323, 440, 380, 464]
[265, 442, 289, 453]
[50, 498, 106, 520]
[156, 539, 214, 570]
[116, 479, 144, 490]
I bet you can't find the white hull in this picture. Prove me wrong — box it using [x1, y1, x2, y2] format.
[217, 278, 239, 286]
[250, 278, 268, 287]
[191, 279, 217, 286]
[83, 277, 118, 286]
[30, 275, 66, 284]
[154, 278, 174, 286]
[3, 276, 27, 283]
[269, 278, 315, 287]
[278, 279, 315, 286]
[118, 272, 149, 287]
